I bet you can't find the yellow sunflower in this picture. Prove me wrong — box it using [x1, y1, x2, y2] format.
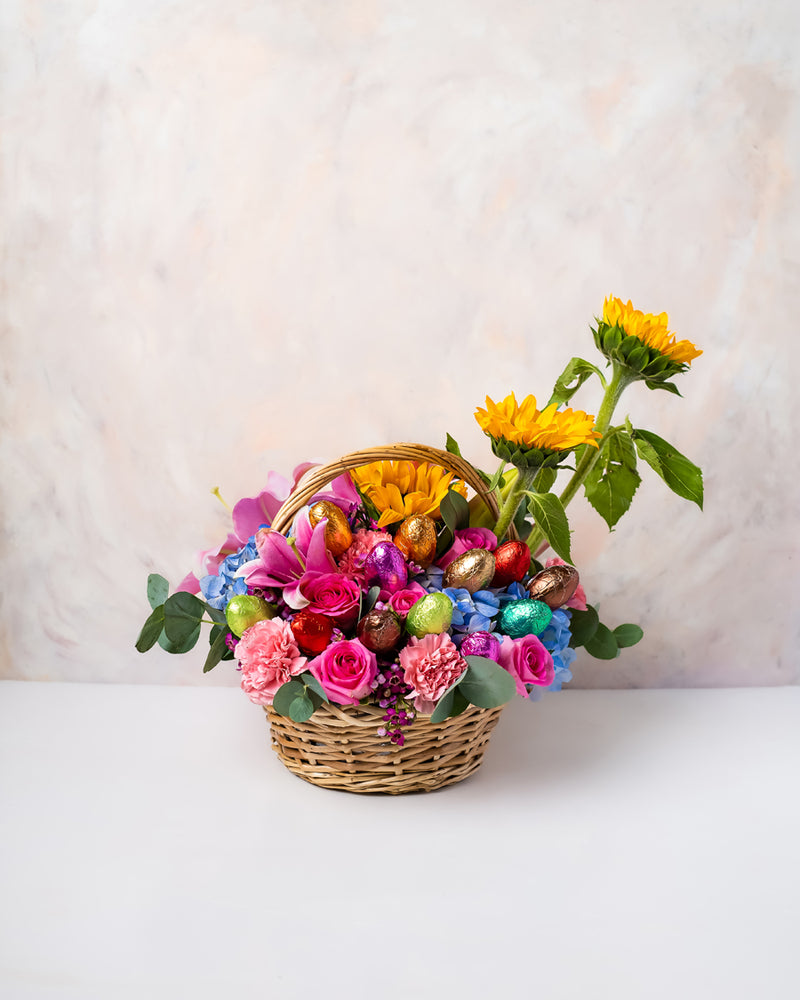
[350, 460, 468, 528]
[603, 296, 702, 364]
[475, 392, 600, 461]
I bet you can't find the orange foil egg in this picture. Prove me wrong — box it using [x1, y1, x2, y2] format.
[308, 500, 353, 557]
[394, 514, 437, 568]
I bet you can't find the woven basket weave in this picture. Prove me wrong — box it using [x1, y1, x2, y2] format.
[264, 443, 508, 794]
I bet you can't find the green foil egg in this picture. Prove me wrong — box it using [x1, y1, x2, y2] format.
[225, 595, 276, 637]
[498, 598, 552, 638]
[405, 592, 454, 638]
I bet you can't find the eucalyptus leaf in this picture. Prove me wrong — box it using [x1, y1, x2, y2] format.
[429, 688, 457, 724]
[135, 605, 165, 652]
[524, 491, 572, 562]
[568, 605, 599, 648]
[147, 574, 169, 611]
[288, 693, 315, 723]
[584, 623, 620, 659]
[460, 656, 517, 708]
[158, 623, 201, 654]
[361, 585, 381, 617]
[164, 591, 207, 644]
[203, 627, 230, 673]
[302, 672, 330, 703]
[613, 623, 644, 648]
[632, 429, 703, 508]
[272, 679, 306, 717]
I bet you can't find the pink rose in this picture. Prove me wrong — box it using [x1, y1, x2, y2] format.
[399, 633, 468, 714]
[309, 639, 378, 705]
[437, 527, 498, 569]
[545, 557, 587, 610]
[300, 573, 361, 627]
[236, 618, 308, 706]
[497, 634, 554, 697]
[388, 582, 428, 619]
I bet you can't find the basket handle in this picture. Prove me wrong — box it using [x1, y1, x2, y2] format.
[270, 442, 511, 538]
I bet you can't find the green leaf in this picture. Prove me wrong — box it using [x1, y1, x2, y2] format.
[524, 491, 572, 562]
[548, 357, 606, 407]
[632, 429, 703, 508]
[487, 459, 507, 493]
[302, 672, 330, 703]
[288, 693, 315, 723]
[584, 623, 619, 659]
[531, 467, 557, 493]
[136, 605, 165, 652]
[272, 679, 306, 717]
[203, 626, 230, 673]
[513, 500, 531, 540]
[205, 605, 228, 625]
[460, 656, 517, 708]
[440, 488, 470, 533]
[583, 430, 641, 529]
[568, 605, 599, 647]
[163, 592, 207, 644]
[445, 433, 462, 458]
[361, 585, 381, 617]
[147, 574, 169, 610]
[157, 624, 201, 653]
[429, 671, 470, 723]
[613, 623, 644, 648]
[646, 379, 682, 396]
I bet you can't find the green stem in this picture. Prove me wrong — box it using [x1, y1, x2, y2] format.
[493, 468, 535, 542]
[525, 362, 635, 555]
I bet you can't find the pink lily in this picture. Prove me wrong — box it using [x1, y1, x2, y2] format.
[239, 514, 337, 608]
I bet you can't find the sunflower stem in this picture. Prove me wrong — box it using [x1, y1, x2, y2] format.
[525, 362, 635, 555]
[493, 468, 536, 542]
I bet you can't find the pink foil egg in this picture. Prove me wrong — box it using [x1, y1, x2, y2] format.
[460, 631, 501, 662]
[364, 541, 408, 594]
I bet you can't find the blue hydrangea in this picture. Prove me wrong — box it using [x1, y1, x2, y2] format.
[539, 608, 576, 691]
[443, 588, 501, 633]
[496, 581, 528, 606]
[200, 537, 258, 611]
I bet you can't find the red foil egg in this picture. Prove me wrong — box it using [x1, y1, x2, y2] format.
[290, 610, 334, 655]
[491, 540, 531, 588]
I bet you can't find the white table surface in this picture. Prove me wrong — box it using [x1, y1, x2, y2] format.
[1, 681, 798, 1000]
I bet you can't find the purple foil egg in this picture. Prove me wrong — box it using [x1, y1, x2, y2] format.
[364, 541, 408, 594]
[460, 631, 501, 662]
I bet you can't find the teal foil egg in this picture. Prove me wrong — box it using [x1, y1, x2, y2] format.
[498, 599, 552, 638]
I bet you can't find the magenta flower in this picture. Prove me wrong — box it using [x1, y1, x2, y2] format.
[232, 463, 317, 542]
[308, 638, 378, 705]
[388, 583, 428, 619]
[238, 515, 337, 608]
[497, 634, 554, 697]
[299, 573, 361, 627]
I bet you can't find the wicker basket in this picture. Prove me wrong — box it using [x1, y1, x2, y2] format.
[263, 443, 510, 794]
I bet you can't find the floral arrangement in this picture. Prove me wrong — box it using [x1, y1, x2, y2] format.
[137, 296, 703, 740]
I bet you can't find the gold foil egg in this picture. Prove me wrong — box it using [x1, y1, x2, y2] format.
[442, 548, 496, 594]
[394, 514, 437, 568]
[308, 500, 353, 557]
[527, 564, 580, 608]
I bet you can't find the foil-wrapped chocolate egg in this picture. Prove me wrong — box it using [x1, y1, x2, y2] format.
[290, 610, 334, 655]
[394, 514, 437, 568]
[225, 594, 276, 637]
[364, 541, 408, 594]
[498, 599, 552, 638]
[460, 631, 501, 661]
[491, 540, 531, 588]
[527, 564, 580, 608]
[308, 500, 353, 557]
[357, 607, 403, 653]
[442, 548, 496, 594]
[405, 593, 453, 638]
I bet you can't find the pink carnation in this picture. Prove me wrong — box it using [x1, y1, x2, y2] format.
[545, 557, 587, 610]
[497, 634, 554, 697]
[337, 529, 393, 583]
[236, 618, 307, 706]
[308, 638, 378, 706]
[399, 633, 468, 714]
[437, 527, 498, 569]
[388, 582, 428, 619]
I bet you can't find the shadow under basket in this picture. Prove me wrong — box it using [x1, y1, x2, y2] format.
[263, 701, 504, 794]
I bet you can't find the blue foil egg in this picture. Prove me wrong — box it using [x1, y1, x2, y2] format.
[498, 599, 553, 638]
